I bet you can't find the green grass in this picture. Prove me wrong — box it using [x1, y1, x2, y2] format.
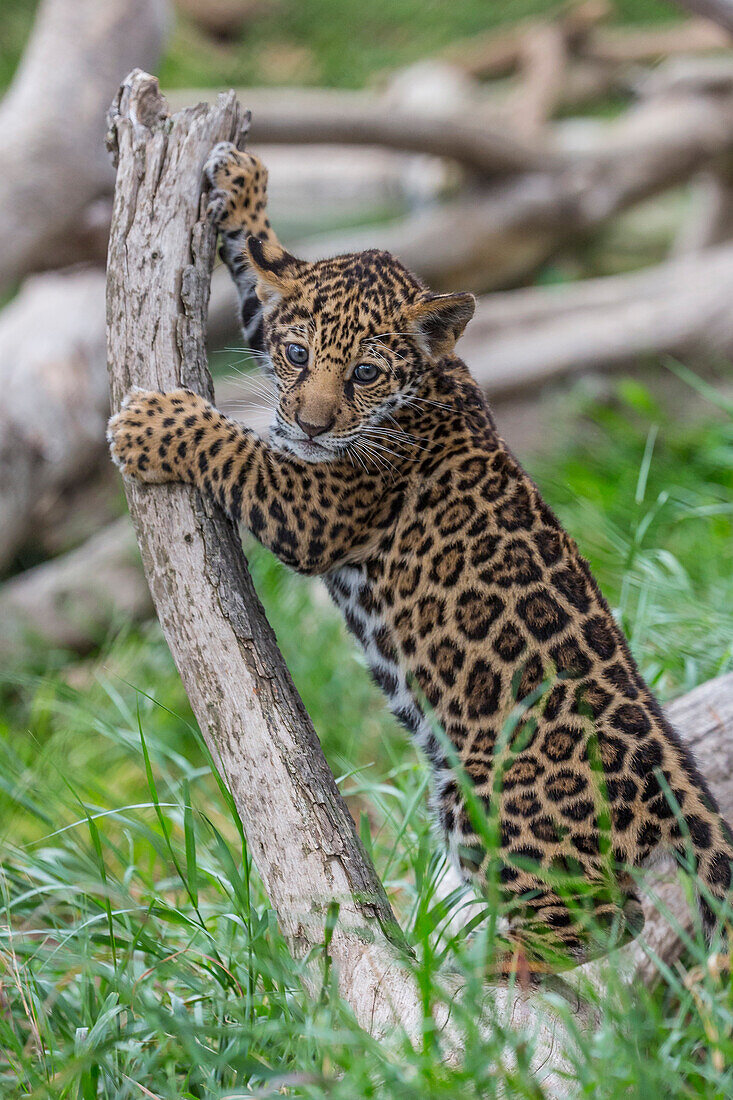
[0, 0, 682, 98]
[160, 0, 681, 91]
[1, 381, 732, 1098]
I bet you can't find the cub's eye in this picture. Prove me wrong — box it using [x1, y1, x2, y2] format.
[352, 363, 380, 384]
[285, 343, 309, 366]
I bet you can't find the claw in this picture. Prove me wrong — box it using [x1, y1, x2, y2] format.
[204, 140, 239, 186]
[206, 189, 228, 227]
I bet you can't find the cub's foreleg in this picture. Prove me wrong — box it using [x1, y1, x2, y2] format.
[204, 143, 279, 354]
[108, 388, 380, 575]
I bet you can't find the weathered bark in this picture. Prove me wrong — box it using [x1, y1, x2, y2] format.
[0, 269, 109, 573]
[105, 68, 427, 1042]
[0, 518, 150, 658]
[0, 0, 168, 293]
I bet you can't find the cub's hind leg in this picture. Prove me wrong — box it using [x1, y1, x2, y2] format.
[488, 875, 645, 985]
[204, 143, 279, 352]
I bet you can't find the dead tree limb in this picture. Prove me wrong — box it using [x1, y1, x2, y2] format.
[105, 68, 427, 1041]
[437, 0, 612, 79]
[0, 0, 168, 293]
[168, 86, 548, 176]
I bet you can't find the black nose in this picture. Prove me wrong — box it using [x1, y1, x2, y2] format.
[296, 412, 335, 439]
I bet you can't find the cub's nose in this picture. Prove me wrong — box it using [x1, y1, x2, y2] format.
[296, 412, 335, 439]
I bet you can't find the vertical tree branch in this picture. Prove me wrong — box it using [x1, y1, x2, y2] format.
[105, 68, 423, 1039]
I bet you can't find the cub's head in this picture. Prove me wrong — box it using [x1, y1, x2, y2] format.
[246, 237, 475, 463]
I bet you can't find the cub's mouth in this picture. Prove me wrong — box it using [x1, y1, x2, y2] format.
[290, 438, 332, 461]
[270, 421, 338, 463]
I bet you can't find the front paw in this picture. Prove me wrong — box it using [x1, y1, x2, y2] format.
[204, 143, 268, 233]
[107, 388, 210, 483]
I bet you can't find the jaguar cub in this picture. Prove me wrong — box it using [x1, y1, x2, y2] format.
[108, 142, 733, 977]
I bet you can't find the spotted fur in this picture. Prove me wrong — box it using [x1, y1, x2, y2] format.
[108, 144, 733, 977]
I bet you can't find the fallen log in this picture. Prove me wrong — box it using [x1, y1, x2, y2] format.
[172, 71, 733, 292]
[438, 6, 727, 79]
[168, 85, 548, 176]
[0, 268, 108, 573]
[0, 0, 168, 294]
[0, 518, 149, 658]
[463, 242, 733, 395]
[437, 0, 611, 80]
[672, 0, 733, 35]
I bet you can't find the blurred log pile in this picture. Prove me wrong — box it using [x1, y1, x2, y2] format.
[1, 0, 732, 654]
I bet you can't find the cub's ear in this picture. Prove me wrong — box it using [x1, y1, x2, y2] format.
[246, 236, 308, 300]
[407, 292, 476, 358]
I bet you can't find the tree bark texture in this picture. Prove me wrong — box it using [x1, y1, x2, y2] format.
[105, 69, 426, 1041]
[463, 242, 733, 396]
